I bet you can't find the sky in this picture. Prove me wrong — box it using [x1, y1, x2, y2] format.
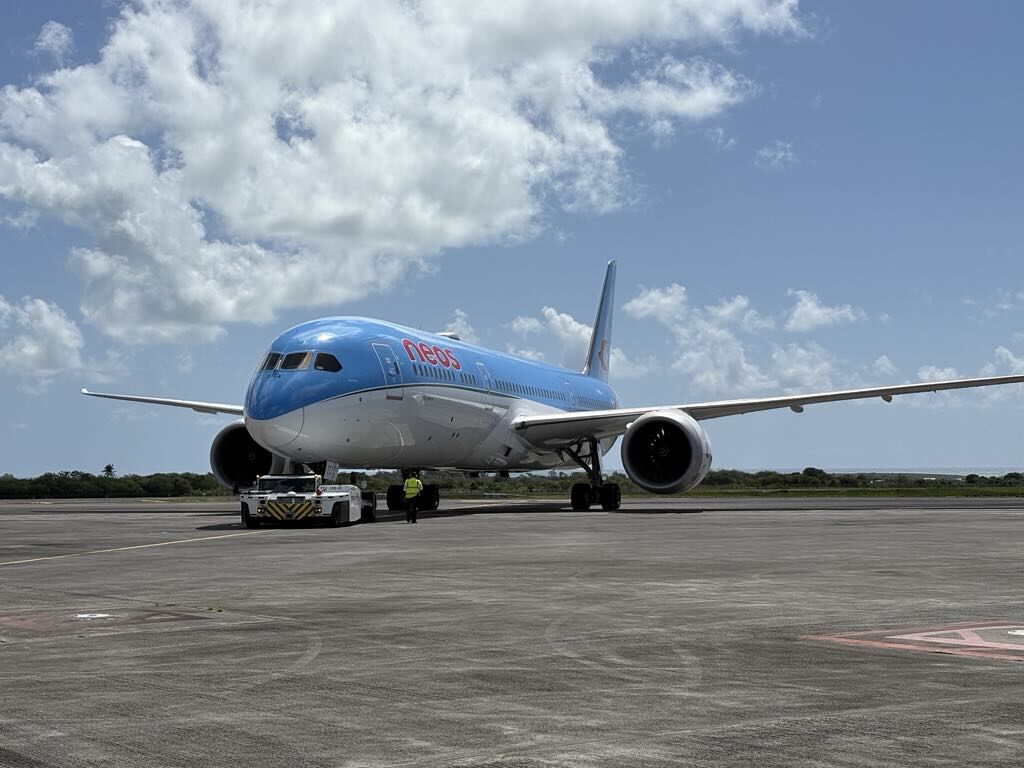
[1, 0, 1023, 477]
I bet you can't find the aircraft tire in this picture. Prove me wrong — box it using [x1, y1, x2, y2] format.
[570, 483, 591, 511]
[423, 484, 440, 510]
[386, 485, 406, 511]
[600, 483, 621, 511]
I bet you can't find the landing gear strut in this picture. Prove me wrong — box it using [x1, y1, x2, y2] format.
[565, 438, 620, 511]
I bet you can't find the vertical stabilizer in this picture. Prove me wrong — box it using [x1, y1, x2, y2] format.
[582, 260, 616, 382]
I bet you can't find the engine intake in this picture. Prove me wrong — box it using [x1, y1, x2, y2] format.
[621, 409, 712, 494]
[210, 420, 281, 491]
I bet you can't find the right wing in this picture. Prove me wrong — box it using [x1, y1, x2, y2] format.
[513, 374, 1024, 449]
[81, 388, 244, 416]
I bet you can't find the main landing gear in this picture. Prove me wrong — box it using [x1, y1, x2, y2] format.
[565, 437, 621, 511]
[385, 472, 441, 512]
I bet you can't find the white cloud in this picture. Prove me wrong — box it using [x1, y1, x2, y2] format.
[509, 316, 545, 335]
[505, 345, 547, 362]
[993, 346, 1024, 374]
[706, 126, 736, 150]
[624, 283, 774, 393]
[0, 0, 803, 344]
[707, 294, 774, 332]
[754, 139, 798, 170]
[622, 283, 688, 325]
[443, 308, 479, 344]
[872, 355, 897, 377]
[785, 289, 866, 332]
[537, 306, 593, 369]
[0, 295, 87, 390]
[507, 305, 652, 378]
[770, 342, 835, 391]
[34, 21, 74, 65]
[917, 365, 959, 381]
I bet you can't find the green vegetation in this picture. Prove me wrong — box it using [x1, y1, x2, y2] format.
[0, 471, 224, 499]
[1, 466, 1022, 499]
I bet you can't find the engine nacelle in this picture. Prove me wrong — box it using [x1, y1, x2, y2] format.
[621, 409, 712, 494]
[210, 420, 288, 491]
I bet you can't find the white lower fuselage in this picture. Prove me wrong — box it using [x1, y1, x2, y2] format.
[246, 382, 614, 472]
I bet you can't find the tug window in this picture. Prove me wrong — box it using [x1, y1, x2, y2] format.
[280, 352, 311, 370]
[261, 352, 282, 371]
[314, 353, 342, 372]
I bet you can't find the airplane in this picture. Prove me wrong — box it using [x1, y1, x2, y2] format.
[83, 261, 1024, 512]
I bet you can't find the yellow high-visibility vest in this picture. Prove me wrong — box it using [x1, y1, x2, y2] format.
[404, 477, 423, 498]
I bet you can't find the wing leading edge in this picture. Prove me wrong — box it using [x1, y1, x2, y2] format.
[81, 388, 244, 416]
[512, 374, 1024, 448]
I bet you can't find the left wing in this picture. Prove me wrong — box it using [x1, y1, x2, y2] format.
[81, 388, 244, 416]
[513, 374, 1024, 448]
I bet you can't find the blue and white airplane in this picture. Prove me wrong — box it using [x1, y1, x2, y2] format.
[84, 262, 1024, 511]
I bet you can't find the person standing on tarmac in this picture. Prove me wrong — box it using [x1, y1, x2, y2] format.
[404, 473, 423, 523]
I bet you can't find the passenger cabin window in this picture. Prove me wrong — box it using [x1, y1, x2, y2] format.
[261, 352, 282, 370]
[314, 353, 342, 372]
[280, 352, 311, 370]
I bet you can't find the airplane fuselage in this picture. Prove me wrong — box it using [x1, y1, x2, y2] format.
[244, 317, 618, 471]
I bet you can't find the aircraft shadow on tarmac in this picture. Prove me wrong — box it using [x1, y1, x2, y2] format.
[195, 502, 703, 530]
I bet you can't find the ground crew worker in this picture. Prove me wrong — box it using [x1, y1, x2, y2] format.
[404, 474, 423, 523]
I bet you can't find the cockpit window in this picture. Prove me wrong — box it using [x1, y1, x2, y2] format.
[280, 352, 312, 370]
[314, 353, 342, 372]
[261, 352, 282, 371]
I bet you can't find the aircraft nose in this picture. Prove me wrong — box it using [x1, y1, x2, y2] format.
[247, 407, 305, 450]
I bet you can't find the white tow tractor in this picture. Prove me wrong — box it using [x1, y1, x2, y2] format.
[240, 474, 376, 529]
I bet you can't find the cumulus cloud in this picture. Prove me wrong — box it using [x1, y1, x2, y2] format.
[505, 345, 547, 362]
[624, 283, 774, 393]
[0, 295, 89, 390]
[34, 21, 74, 65]
[785, 289, 866, 332]
[993, 346, 1024, 374]
[917, 365, 959, 381]
[771, 342, 836, 390]
[0, 0, 803, 344]
[754, 139, 798, 170]
[872, 354, 897, 377]
[509, 305, 652, 379]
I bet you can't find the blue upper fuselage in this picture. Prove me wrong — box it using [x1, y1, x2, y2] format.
[245, 316, 619, 420]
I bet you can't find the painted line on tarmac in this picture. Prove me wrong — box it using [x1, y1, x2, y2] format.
[0, 530, 272, 567]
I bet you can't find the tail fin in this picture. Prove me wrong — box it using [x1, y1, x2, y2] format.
[582, 260, 616, 382]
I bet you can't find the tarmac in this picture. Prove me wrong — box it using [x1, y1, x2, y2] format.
[1, 496, 1023, 767]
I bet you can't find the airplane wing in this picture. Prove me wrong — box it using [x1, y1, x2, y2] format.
[512, 374, 1024, 448]
[81, 388, 244, 416]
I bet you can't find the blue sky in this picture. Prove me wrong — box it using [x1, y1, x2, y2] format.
[1, 1, 1023, 477]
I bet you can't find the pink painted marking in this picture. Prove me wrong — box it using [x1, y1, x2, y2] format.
[891, 626, 1024, 651]
[806, 634, 1024, 662]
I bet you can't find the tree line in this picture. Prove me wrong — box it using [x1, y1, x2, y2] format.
[0, 466, 1022, 499]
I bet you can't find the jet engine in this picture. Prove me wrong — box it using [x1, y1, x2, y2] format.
[210, 420, 289, 491]
[621, 409, 712, 494]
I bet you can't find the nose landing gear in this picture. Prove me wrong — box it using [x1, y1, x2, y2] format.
[565, 437, 621, 511]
